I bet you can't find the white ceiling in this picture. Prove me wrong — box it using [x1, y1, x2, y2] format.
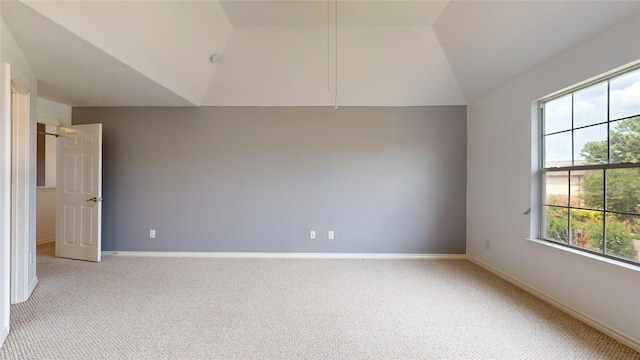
[2, 0, 639, 107]
[433, 1, 640, 102]
[219, 1, 448, 27]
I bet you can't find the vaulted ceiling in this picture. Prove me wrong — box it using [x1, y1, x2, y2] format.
[2, 0, 639, 107]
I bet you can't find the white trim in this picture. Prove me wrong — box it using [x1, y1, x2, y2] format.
[538, 59, 640, 102]
[530, 100, 541, 240]
[467, 255, 640, 353]
[28, 276, 38, 295]
[36, 238, 55, 246]
[9, 80, 31, 305]
[113, 251, 467, 260]
[0, 326, 8, 349]
[1, 63, 12, 349]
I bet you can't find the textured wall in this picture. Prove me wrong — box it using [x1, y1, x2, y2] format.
[73, 106, 466, 254]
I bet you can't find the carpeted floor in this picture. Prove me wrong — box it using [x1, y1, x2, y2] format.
[0, 244, 638, 359]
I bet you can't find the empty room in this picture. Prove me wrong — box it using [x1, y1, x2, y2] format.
[1, 0, 640, 359]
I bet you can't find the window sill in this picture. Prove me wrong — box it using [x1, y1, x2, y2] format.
[525, 238, 640, 272]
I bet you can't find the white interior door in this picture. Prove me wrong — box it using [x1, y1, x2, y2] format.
[56, 124, 102, 262]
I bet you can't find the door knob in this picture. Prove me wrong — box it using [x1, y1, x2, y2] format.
[87, 197, 97, 202]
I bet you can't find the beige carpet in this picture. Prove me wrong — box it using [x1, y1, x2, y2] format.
[0, 245, 638, 360]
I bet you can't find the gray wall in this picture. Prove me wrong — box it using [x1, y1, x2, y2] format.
[73, 106, 467, 253]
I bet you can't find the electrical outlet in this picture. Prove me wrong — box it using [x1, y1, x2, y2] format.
[149, 229, 156, 239]
[328, 231, 334, 240]
[484, 239, 490, 250]
[310, 231, 316, 240]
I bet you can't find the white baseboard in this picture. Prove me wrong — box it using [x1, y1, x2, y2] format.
[0, 325, 8, 348]
[28, 276, 38, 299]
[113, 251, 467, 260]
[467, 255, 640, 353]
[36, 238, 55, 246]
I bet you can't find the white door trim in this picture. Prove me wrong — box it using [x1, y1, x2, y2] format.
[0, 326, 7, 351]
[9, 78, 34, 304]
[1, 63, 12, 347]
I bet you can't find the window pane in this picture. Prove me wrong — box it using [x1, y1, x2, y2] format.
[544, 171, 568, 206]
[574, 83, 607, 128]
[572, 170, 603, 210]
[570, 209, 603, 252]
[544, 95, 572, 134]
[605, 213, 640, 262]
[606, 168, 640, 214]
[610, 117, 640, 163]
[610, 68, 640, 121]
[574, 124, 607, 165]
[544, 206, 568, 243]
[544, 131, 572, 167]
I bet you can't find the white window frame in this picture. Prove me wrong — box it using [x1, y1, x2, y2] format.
[538, 64, 640, 266]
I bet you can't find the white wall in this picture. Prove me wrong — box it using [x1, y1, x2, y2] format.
[1, 19, 38, 304]
[35, 98, 71, 244]
[0, 2, 10, 347]
[44, 124, 56, 187]
[36, 188, 56, 244]
[37, 98, 71, 188]
[37, 97, 71, 126]
[467, 14, 640, 348]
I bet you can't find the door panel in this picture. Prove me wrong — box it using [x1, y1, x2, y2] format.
[81, 154, 93, 193]
[63, 205, 76, 245]
[81, 206, 93, 246]
[64, 154, 77, 192]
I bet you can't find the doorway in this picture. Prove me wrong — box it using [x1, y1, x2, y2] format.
[35, 122, 58, 250]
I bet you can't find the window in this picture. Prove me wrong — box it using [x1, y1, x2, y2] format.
[540, 65, 640, 265]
